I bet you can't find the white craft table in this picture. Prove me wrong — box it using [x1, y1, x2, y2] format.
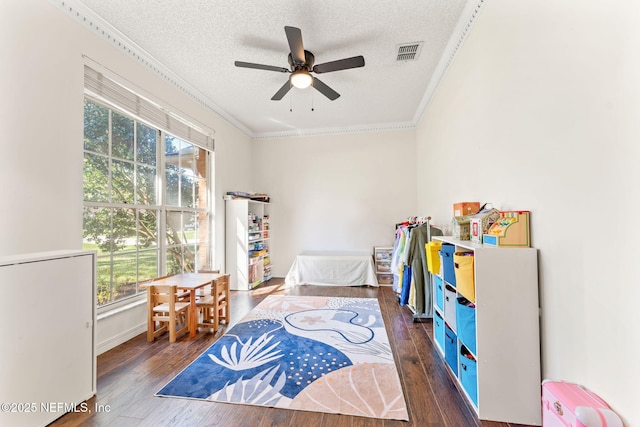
[285, 251, 379, 287]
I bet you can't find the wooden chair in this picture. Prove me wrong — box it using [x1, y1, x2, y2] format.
[152, 274, 190, 325]
[147, 284, 190, 343]
[196, 274, 230, 332]
[154, 274, 190, 301]
[195, 269, 220, 298]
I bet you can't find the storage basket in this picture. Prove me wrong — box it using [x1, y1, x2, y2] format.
[425, 241, 442, 274]
[441, 244, 456, 286]
[459, 344, 478, 407]
[434, 275, 444, 312]
[444, 285, 457, 331]
[454, 252, 475, 302]
[434, 310, 445, 353]
[456, 296, 476, 354]
[444, 324, 458, 376]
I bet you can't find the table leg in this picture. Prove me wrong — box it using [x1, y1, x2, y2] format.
[189, 290, 197, 337]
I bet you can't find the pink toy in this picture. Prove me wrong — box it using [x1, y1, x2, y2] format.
[542, 380, 624, 427]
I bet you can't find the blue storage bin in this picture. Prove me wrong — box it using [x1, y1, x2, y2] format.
[434, 275, 444, 312]
[444, 323, 458, 376]
[441, 244, 456, 286]
[434, 310, 445, 353]
[459, 344, 478, 407]
[456, 296, 476, 354]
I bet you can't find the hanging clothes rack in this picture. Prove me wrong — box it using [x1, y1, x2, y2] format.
[391, 215, 442, 322]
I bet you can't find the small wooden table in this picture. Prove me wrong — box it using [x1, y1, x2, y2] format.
[145, 272, 223, 338]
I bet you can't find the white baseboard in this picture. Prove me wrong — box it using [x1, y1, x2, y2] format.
[97, 322, 146, 355]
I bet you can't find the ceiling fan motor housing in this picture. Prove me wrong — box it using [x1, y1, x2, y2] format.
[288, 50, 315, 71]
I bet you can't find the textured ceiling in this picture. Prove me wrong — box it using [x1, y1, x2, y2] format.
[63, 0, 479, 138]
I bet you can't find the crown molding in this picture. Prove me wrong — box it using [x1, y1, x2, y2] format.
[251, 121, 417, 140]
[50, 0, 254, 137]
[413, 0, 485, 125]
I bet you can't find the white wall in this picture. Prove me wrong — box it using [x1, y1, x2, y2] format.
[0, 0, 84, 254]
[252, 130, 417, 277]
[1, 0, 252, 352]
[416, 0, 640, 424]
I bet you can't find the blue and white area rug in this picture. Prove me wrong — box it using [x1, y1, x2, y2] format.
[156, 295, 409, 421]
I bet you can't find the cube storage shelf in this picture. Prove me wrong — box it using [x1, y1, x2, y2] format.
[431, 236, 541, 425]
[225, 199, 272, 290]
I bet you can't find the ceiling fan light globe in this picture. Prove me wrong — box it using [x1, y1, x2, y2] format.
[290, 70, 313, 89]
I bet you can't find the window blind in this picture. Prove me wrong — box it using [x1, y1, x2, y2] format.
[84, 65, 214, 151]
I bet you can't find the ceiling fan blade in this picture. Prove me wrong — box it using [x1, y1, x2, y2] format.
[312, 77, 340, 101]
[271, 80, 292, 101]
[284, 26, 305, 65]
[235, 61, 289, 73]
[313, 56, 365, 74]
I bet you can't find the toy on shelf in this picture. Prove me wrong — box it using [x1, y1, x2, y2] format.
[469, 204, 500, 244]
[483, 211, 530, 247]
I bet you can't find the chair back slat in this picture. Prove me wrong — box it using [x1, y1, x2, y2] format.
[147, 283, 189, 343]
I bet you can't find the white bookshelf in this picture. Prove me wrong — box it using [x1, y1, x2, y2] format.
[225, 199, 271, 290]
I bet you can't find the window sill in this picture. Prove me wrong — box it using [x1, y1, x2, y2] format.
[97, 295, 147, 320]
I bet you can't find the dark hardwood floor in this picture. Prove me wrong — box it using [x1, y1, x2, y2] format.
[50, 279, 532, 427]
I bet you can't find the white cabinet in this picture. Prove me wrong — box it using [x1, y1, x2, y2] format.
[431, 237, 541, 425]
[225, 199, 272, 290]
[0, 250, 96, 427]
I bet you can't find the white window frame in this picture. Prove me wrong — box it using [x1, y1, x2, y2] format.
[83, 65, 215, 311]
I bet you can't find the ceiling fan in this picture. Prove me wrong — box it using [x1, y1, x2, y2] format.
[234, 26, 365, 101]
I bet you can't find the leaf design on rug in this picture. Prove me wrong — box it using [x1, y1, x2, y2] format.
[208, 332, 284, 371]
[288, 363, 409, 420]
[212, 365, 289, 406]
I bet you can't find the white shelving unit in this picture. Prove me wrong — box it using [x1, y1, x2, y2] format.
[225, 198, 272, 290]
[431, 236, 541, 425]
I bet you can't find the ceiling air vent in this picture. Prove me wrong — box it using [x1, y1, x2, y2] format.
[396, 42, 423, 61]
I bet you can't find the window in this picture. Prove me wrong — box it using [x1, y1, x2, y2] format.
[163, 134, 210, 275]
[83, 99, 212, 306]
